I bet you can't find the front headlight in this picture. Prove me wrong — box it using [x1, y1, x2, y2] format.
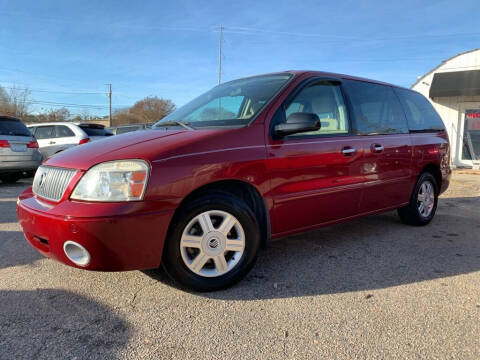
[71, 160, 150, 202]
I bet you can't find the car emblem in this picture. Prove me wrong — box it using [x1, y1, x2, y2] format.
[38, 172, 47, 187]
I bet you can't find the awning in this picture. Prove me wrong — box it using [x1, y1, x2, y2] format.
[429, 70, 480, 97]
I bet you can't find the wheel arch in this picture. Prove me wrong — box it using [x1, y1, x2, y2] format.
[168, 179, 271, 248]
[420, 163, 442, 191]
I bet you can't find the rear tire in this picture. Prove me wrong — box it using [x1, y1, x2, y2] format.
[398, 172, 438, 226]
[162, 192, 261, 292]
[0, 173, 21, 184]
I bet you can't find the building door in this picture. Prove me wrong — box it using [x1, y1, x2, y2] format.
[462, 110, 480, 167]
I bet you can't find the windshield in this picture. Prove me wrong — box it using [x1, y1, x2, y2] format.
[154, 73, 292, 128]
[0, 118, 31, 136]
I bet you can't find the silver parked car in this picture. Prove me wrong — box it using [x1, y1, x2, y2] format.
[27, 122, 113, 158]
[0, 115, 42, 183]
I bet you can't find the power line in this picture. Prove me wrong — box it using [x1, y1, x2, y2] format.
[28, 102, 108, 110]
[222, 26, 480, 42]
[0, 11, 215, 32]
[0, 82, 149, 100]
[28, 88, 105, 95]
[2, 11, 479, 42]
[27, 99, 129, 110]
[0, 82, 107, 95]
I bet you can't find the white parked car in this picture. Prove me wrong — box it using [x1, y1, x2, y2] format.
[27, 122, 113, 158]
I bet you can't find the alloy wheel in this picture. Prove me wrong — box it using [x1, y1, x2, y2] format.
[417, 180, 435, 218]
[180, 210, 245, 277]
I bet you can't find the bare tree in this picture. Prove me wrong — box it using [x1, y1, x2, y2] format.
[79, 110, 92, 122]
[0, 85, 31, 118]
[48, 108, 70, 122]
[112, 97, 175, 126]
[30, 108, 71, 123]
[0, 87, 8, 108]
[0, 85, 175, 127]
[112, 107, 137, 126]
[129, 97, 175, 123]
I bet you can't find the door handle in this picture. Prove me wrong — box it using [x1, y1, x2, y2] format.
[341, 147, 356, 156]
[371, 144, 384, 153]
[49, 141, 56, 145]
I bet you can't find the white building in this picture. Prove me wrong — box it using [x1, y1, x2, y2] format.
[412, 48, 480, 168]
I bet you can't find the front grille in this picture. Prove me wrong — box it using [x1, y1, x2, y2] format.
[32, 166, 77, 202]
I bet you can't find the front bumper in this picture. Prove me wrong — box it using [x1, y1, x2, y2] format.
[17, 188, 175, 271]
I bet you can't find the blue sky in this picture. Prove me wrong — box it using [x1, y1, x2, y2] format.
[0, 0, 479, 117]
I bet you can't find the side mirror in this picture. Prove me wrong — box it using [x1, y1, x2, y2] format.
[274, 112, 320, 137]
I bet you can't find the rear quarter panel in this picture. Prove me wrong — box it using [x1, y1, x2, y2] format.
[410, 131, 451, 193]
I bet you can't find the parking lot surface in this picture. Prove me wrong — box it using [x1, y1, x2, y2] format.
[0, 173, 479, 359]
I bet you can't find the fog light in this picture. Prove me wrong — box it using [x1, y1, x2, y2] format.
[63, 241, 90, 267]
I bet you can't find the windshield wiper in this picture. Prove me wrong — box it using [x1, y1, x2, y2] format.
[156, 121, 194, 130]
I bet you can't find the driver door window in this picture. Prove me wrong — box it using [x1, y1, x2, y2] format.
[284, 81, 349, 137]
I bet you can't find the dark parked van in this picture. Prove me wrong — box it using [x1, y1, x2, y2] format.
[18, 71, 451, 291]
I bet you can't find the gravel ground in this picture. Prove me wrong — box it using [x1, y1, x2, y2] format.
[0, 173, 479, 359]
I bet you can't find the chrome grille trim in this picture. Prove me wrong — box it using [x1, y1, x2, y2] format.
[32, 166, 77, 202]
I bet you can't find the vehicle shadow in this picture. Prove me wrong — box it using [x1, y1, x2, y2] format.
[0, 230, 43, 270]
[0, 178, 33, 189]
[0, 289, 131, 360]
[0, 179, 32, 222]
[0, 178, 42, 269]
[0, 200, 21, 223]
[152, 195, 480, 300]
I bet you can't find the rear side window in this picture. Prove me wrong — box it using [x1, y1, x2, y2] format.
[0, 118, 31, 137]
[394, 88, 445, 132]
[33, 126, 55, 139]
[343, 80, 408, 135]
[55, 125, 75, 138]
[79, 126, 113, 137]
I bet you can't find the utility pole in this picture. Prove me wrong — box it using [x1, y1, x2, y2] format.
[107, 83, 112, 127]
[218, 26, 224, 85]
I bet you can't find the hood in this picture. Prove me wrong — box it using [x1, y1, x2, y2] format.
[44, 129, 186, 170]
[44, 128, 255, 170]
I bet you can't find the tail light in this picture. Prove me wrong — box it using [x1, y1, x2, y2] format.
[78, 138, 90, 145]
[27, 140, 39, 148]
[0, 140, 9, 148]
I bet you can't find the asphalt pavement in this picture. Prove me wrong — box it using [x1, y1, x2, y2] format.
[0, 174, 479, 359]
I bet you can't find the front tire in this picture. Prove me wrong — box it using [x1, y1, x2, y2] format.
[162, 192, 261, 292]
[398, 172, 438, 226]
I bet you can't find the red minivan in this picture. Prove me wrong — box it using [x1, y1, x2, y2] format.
[17, 71, 451, 291]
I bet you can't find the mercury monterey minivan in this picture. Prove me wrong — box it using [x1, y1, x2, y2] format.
[17, 71, 451, 291]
